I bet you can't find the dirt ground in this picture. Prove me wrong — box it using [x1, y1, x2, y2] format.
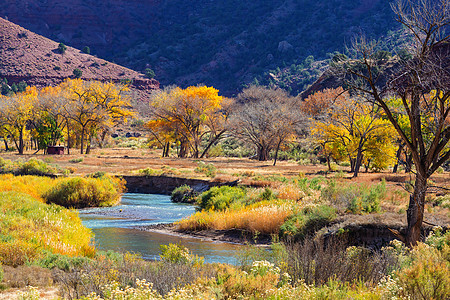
[2, 147, 449, 187]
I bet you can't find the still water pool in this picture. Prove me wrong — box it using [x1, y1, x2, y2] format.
[78, 193, 243, 264]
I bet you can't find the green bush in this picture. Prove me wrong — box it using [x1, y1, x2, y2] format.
[82, 46, 90, 54]
[145, 68, 156, 79]
[0, 158, 55, 176]
[321, 180, 385, 214]
[159, 243, 203, 265]
[197, 186, 246, 211]
[57, 42, 67, 54]
[0, 264, 3, 282]
[171, 185, 197, 203]
[73, 68, 83, 78]
[280, 205, 336, 238]
[34, 252, 90, 271]
[43, 175, 125, 208]
[69, 157, 84, 163]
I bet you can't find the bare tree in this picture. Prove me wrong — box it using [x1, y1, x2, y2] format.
[230, 86, 306, 165]
[332, 0, 450, 246]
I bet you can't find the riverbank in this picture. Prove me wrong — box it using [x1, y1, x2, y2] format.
[135, 223, 273, 245]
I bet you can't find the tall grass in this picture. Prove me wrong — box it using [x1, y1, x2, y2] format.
[0, 191, 94, 266]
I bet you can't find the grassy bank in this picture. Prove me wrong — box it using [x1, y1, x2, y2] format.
[0, 173, 125, 266]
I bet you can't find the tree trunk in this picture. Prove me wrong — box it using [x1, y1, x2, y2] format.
[163, 142, 170, 157]
[18, 128, 24, 155]
[3, 138, 8, 151]
[352, 147, 364, 178]
[80, 128, 85, 154]
[257, 146, 270, 161]
[85, 135, 92, 154]
[273, 140, 282, 166]
[406, 174, 427, 247]
[393, 143, 404, 173]
[179, 139, 188, 158]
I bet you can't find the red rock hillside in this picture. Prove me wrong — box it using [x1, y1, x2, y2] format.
[0, 17, 159, 98]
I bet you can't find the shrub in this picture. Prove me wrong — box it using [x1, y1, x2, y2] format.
[0, 191, 94, 266]
[34, 252, 91, 271]
[69, 157, 83, 163]
[171, 185, 197, 203]
[144, 68, 156, 79]
[280, 205, 336, 238]
[43, 175, 125, 208]
[0, 264, 3, 282]
[57, 42, 67, 54]
[73, 68, 83, 78]
[82, 46, 90, 54]
[396, 243, 450, 299]
[0, 158, 55, 176]
[197, 186, 246, 211]
[159, 243, 203, 265]
[321, 180, 385, 214]
[194, 161, 217, 178]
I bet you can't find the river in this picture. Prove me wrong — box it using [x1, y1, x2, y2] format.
[78, 193, 243, 264]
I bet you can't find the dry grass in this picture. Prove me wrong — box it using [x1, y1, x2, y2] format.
[176, 201, 293, 234]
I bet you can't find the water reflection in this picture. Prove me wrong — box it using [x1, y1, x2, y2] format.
[79, 193, 242, 264]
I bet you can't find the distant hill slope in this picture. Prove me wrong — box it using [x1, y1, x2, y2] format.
[0, 17, 159, 98]
[0, 0, 399, 95]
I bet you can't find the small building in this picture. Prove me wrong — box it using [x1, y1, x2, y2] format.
[47, 146, 65, 155]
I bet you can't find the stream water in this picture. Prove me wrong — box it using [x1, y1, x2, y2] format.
[78, 193, 243, 264]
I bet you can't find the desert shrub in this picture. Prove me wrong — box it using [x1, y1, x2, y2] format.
[395, 243, 450, 300]
[0, 191, 94, 266]
[69, 157, 83, 163]
[145, 68, 156, 79]
[73, 68, 83, 78]
[171, 185, 197, 204]
[284, 238, 399, 286]
[57, 42, 67, 54]
[82, 46, 90, 54]
[2, 265, 53, 289]
[0, 264, 3, 282]
[280, 205, 336, 238]
[34, 252, 91, 271]
[54, 252, 216, 298]
[321, 180, 385, 214]
[0, 158, 55, 176]
[194, 161, 216, 178]
[43, 175, 125, 208]
[138, 167, 162, 176]
[197, 186, 246, 211]
[159, 243, 204, 265]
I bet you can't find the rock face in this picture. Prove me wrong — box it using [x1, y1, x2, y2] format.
[0, 17, 159, 98]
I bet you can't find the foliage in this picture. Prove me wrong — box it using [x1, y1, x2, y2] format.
[197, 186, 247, 211]
[145, 68, 156, 79]
[0, 191, 94, 266]
[34, 252, 91, 271]
[320, 180, 385, 214]
[194, 161, 216, 178]
[82, 46, 91, 54]
[69, 157, 84, 163]
[0, 158, 55, 176]
[147, 85, 231, 158]
[230, 86, 305, 162]
[57, 42, 67, 54]
[159, 243, 204, 265]
[171, 185, 197, 204]
[279, 205, 336, 238]
[43, 175, 125, 208]
[73, 68, 83, 78]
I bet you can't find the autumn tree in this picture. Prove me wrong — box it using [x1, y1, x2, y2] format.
[332, 0, 450, 246]
[0, 87, 38, 154]
[311, 92, 397, 176]
[148, 86, 230, 158]
[230, 86, 305, 165]
[60, 79, 134, 154]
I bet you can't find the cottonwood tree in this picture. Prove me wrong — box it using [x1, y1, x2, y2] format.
[61, 79, 134, 154]
[332, 0, 450, 246]
[148, 86, 230, 158]
[230, 86, 305, 165]
[0, 87, 38, 154]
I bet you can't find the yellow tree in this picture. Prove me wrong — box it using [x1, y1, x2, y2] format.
[0, 87, 38, 154]
[148, 86, 229, 158]
[59, 79, 134, 154]
[311, 93, 397, 177]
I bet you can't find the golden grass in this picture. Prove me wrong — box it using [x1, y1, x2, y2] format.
[176, 201, 293, 234]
